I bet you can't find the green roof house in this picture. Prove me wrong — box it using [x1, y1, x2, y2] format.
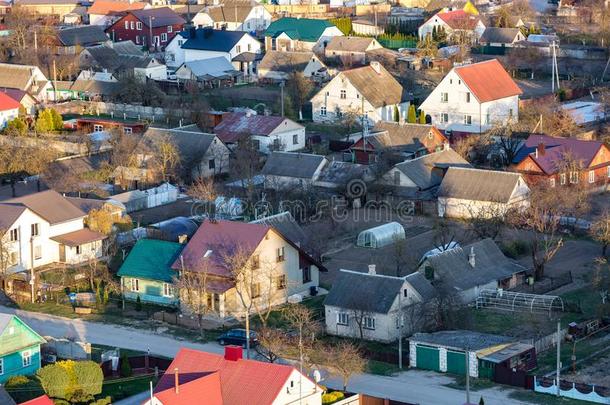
[117, 239, 184, 307]
[0, 314, 46, 383]
[264, 17, 343, 53]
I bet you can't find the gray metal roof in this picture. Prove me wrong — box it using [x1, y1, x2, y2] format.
[480, 27, 522, 44]
[57, 25, 109, 47]
[405, 271, 438, 301]
[250, 211, 309, 251]
[131, 7, 185, 28]
[394, 149, 471, 190]
[183, 57, 241, 79]
[316, 161, 368, 187]
[324, 270, 404, 314]
[437, 167, 523, 203]
[421, 238, 527, 294]
[480, 342, 534, 363]
[411, 330, 514, 351]
[261, 152, 326, 179]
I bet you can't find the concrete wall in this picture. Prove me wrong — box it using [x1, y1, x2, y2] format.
[43, 336, 91, 360]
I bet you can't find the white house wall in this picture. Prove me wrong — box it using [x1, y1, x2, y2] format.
[0, 108, 19, 128]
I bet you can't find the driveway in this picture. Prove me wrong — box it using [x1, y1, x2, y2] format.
[0, 306, 543, 405]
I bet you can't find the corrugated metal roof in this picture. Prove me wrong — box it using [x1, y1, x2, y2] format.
[131, 7, 185, 28]
[394, 149, 471, 190]
[57, 25, 109, 47]
[437, 167, 523, 203]
[3, 189, 86, 224]
[180, 28, 247, 52]
[214, 112, 294, 142]
[51, 228, 107, 246]
[118, 239, 183, 282]
[261, 152, 326, 179]
[265, 17, 334, 42]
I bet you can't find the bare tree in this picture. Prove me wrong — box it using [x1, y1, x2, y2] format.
[591, 211, 610, 256]
[256, 326, 289, 363]
[286, 72, 314, 120]
[284, 304, 320, 373]
[324, 341, 366, 391]
[350, 308, 374, 340]
[232, 133, 262, 204]
[0, 228, 15, 292]
[153, 136, 180, 182]
[174, 269, 210, 339]
[188, 177, 218, 202]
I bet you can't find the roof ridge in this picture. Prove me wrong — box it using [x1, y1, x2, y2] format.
[339, 268, 405, 281]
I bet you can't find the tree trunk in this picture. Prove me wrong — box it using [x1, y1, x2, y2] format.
[534, 262, 544, 281]
[198, 314, 205, 340]
[603, 243, 608, 257]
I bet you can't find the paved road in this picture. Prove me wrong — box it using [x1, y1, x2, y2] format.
[0, 306, 538, 405]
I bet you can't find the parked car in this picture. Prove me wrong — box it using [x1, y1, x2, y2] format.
[217, 329, 258, 347]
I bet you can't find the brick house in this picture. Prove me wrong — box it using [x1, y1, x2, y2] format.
[105, 7, 185, 51]
[511, 134, 610, 188]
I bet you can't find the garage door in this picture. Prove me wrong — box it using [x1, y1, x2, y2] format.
[447, 350, 466, 375]
[416, 345, 440, 371]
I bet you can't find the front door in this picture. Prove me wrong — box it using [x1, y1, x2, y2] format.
[59, 244, 66, 262]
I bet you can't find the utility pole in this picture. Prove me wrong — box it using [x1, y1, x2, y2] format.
[398, 292, 403, 370]
[53, 59, 58, 102]
[34, 30, 38, 52]
[280, 81, 285, 117]
[465, 347, 471, 404]
[149, 16, 154, 51]
[556, 320, 561, 397]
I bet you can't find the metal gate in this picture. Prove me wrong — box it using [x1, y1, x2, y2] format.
[416, 345, 440, 371]
[446, 350, 466, 375]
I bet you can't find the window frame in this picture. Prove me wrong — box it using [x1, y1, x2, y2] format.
[34, 245, 42, 260]
[337, 312, 349, 326]
[0, 358, 3, 375]
[251, 282, 261, 299]
[320, 106, 327, 116]
[293, 134, 298, 145]
[588, 170, 595, 183]
[463, 115, 472, 125]
[276, 246, 285, 262]
[163, 282, 174, 297]
[22, 350, 32, 367]
[136, 21, 142, 30]
[31, 223, 39, 237]
[363, 316, 376, 330]
[131, 278, 139, 292]
[569, 171, 579, 184]
[560, 173, 566, 185]
[276, 274, 287, 290]
[340, 89, 347, 99]
[167, 25, 173, 33]
[93, 124, 103, 132]
[550, 178, 556, 188]
[440, 92, 448, 103]
[161, 32, 168, 43]
[302, 266, 311, 283]
[9, 228, 19, 242]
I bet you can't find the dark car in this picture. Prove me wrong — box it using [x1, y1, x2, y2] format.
[217, 329, 258, 348]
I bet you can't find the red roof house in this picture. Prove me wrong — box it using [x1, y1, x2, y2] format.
[21, 395, 55, 405]
[145, 347, 320, 405]
[453, 59, 523, 103]
[437, 10, 481, 30]
[511, 134, 610, 187]
[0, 91, 21, 112]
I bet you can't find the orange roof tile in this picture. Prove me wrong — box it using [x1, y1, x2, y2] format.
[88, 0, 147, 16]
[21, 396, 54, 405]
[437, 9, 480, 30]
[154, 372, 223, 405]
[0, 91, 21, 111]
[454, 59, 522, 103]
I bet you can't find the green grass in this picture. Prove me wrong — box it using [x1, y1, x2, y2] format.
[534, 334, 610, 375]
[100, 374, 157, 402]
[509, 390, 601, 405]
[444, 375, 496, 392]
[366, 360, 401, 376]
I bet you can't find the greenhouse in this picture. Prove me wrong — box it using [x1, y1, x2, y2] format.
[476, 289, 565, 316]
[356, 222, 406, 249]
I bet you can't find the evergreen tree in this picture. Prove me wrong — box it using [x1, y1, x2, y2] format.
[407, 105, 417, 123]
[393, 105, 400, 122]
[419, 110, 427, 124]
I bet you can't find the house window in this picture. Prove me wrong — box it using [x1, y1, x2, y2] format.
[178, 40, 184, 46]
[465, 92, 471, 103]
[569, 171, 579, 184]
[167, 25, 173, 33]
[550, 178, 556, 188]
[337, 312, 349, 326]
[136, 21, 142, 30]
[463, 115, 472, 125]
[440, 113, 448, 123]
[276, 274, 287, 290]
[320, 106, 327, 116]
[340, 89, 347, 99]
[161, 33, 168, 42]
[302, 266, 311, 283]
[136, 35, 140, 45]
[363, 316, 376, 330]
[560, 173, 566, 185]
[75, 245, 81, 255]
[163, 283, 173, 297]
[93, 124, 103, 132]
[276, 247, 285, 262]
[588, 170, 595, 183]
[22, 350, 32, 367]
[403, 288, 408, 298]
[34, 246, 42, 260]
[31, 223, 39, 237]
[130, 21, 134, 30]
[440, 92, 448, 103]
[130, 278, 139, 292]
[124, 127, 133, 134]
[236, 45, 241, 53]
[509, 109, 514, 118]
[293, 134, 299, 145]
[251, 282, 261, 298]
[9, 229, 18, 242]
[251, 254, 260, 269]
[208, 159, 215, 170]
[125, 21, 129, 29]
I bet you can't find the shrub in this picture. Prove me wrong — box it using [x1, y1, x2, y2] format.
[5, 375, 30, 387]
[135, 295, 142, 311]
[91, 396, 112, 405]
[120, 353, 132, 377]
[37, 360, 103, 403]
[4, 117, 28, 136]
[4, 375, 44, 403]
[34, 108, 63, 133]
[501, 240, 530, 259]
[322, 391, 345, 404]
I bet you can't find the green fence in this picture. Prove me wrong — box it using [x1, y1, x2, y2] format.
[378, 38, 417, 49]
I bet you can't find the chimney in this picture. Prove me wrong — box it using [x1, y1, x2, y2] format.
[468, 247, 475, 268]
[368, 264, 376, 275]
[370, 61, 381, 74]
[537, 142, 545, 157]
[225, 345, 243, 361]
[203, 26, 213, 37]
[174, 368, 179, 394]
[443, 142, 450, 151]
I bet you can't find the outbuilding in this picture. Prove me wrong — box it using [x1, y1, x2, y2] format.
[356, 222, 405, 249]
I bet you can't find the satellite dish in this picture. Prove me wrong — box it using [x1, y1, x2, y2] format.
[312, 369, 322, 383]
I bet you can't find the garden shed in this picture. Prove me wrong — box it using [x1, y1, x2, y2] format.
[356, 222, 405, 248]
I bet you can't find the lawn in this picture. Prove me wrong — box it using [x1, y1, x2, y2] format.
[100, 374, 157, 402]
[366, 360, 401, 376]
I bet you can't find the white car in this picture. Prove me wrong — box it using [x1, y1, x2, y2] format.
[419, 242, 460, 264]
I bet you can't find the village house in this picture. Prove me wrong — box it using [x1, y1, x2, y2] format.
[0, 190, 107, 276]
[0, 63, 53, 103]
[66, 115, 147, 135]
[410, 330, 536, 378]
[419, 59, 522, 134]
[88, 0, 149, 27]
[380, 148, 471, 200]
[13, 0, 86, 19]
[261, 152, 328, 190]
[175, 57, 243, 86]
[417, 238, 527, 303]
[170, 220, 323, 319]
[79, 41, 166, 80]
[437, 167, 530, 218]
[192, 0, 272, 32]
[0, 89, 38, 116]
[264, 17, 344, 53]
[53, 25, 110, 54]
[418, 9, 485, 42]
[349, 122, 448, 164]
[478, 27, 526, 47]
[165, 28, 261, 78]
[311, 62, 409, 124]
[0, 314, 46, 383]
[511, 134, 610, 188]
[314, 161, 371, 192]
[214, 112, 306, 153]
[257, 51, 327, 82]
[324, 267, 437, 342]
[105, 7, 185, 51]
[118, 239, 182, 306]
[324, 36, 383, 65]
[144, 347, 321, 405]
[0, 92, 20, 128]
